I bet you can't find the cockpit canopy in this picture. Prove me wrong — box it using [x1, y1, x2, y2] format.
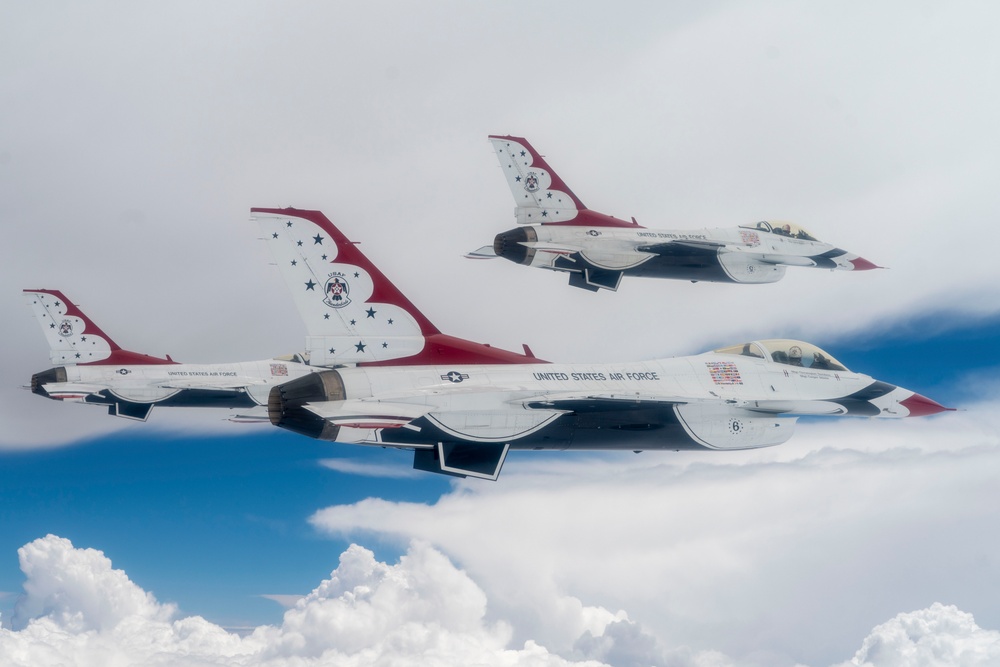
[713, 339, 848, 372]
[741, 220, 819, 242]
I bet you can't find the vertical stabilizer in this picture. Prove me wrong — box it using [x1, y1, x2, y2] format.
[23, 289, 174, 366]
[489, 135, 641, 228]
[252, 208, 544, 367]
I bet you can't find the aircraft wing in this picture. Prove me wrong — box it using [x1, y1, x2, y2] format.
[751, 254, 817, 267]
[158, 378, 264, 390]
[303, 399, 433, 429]
[637, 239, 726, 255]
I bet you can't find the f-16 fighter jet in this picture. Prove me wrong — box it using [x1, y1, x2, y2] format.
[25, 289, 316, 421]
[469, 135, 879, 291]
[257, 207, 949, 480]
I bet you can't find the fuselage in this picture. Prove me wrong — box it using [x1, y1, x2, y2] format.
[32, 358, 315, 419]
[269, 340, 941, 454]
[493, 221, 873, 287]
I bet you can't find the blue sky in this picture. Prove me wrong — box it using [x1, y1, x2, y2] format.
[3, 2, 1000, 665]
[0, 431, 452, 629]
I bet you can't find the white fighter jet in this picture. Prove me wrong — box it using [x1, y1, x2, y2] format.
[469, 135, 879, 291]
[24, 289, 317, 421]
[256, 207, 950, 480]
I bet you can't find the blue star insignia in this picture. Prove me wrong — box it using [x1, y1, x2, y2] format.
[313, 234, 324, 245]
[305, 280, 317, 290]
[272, 232, 278, 239]
[366, 308, 376, 318]
[355, 341, 366, 352]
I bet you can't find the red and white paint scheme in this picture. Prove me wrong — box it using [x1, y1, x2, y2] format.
[260, 209, 950, 480]
[25, 289, 316, 421]
[468, 136, 880, 291]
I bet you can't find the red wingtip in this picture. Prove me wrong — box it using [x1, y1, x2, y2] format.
[900, 393, 955, 417]
[849, 256, 882, 271]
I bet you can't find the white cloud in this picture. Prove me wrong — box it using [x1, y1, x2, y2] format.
[8, 536, 1000, 667]
[309, 407, 1000, 665]
[835, 603, 1000, 667]
[0, 535, 630, 667]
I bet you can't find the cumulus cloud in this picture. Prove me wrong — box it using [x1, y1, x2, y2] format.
[309, 409, 1000, 665]
[835, 603, 1000, 667]
[5, 531, 1000, 666]
[0, 535, 636, 667]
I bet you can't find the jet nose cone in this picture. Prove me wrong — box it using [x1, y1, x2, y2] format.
[848, 256, 881, 271]
[900, 392, 954, 417]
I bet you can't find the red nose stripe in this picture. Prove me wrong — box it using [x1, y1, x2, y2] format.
[849, 256, 881, 271]
[900, 393, 954, 417]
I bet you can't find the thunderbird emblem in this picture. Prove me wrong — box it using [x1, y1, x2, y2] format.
[323, 273, 351, 308]
[524, 171, 540, 193]
[58, 319, 73, 337]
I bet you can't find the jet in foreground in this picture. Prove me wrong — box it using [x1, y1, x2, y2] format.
[469, 135, 879, 291]
[24, 289, 317, 421]
[257, 208, 949, 480]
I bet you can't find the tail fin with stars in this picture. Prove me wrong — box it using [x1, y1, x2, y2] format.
[23, 289, 175, 366]
[252, 208, 544, 367]
[489, 135, 641, 228]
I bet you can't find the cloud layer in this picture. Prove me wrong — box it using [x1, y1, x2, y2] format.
[310, 406, 1000, 665]
[5, 534, 1000, 667]
[0, 534, 667, 667]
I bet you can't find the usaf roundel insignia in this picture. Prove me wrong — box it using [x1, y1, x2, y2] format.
[323, 273, 352, 308]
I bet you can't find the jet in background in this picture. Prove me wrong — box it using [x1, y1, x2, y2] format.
[24, 289, 316, 422]
[258, 208, 949, 481]
[469, 135, 879, 291]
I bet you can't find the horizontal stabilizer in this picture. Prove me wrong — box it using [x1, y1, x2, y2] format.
[413, 442, 510, 480]
[464, 245, 497, 259]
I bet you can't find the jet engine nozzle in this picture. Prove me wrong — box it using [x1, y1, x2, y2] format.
[31, 367, 67, 396]
[493, 226, 538, 265]
[267, 371, 346, 441]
